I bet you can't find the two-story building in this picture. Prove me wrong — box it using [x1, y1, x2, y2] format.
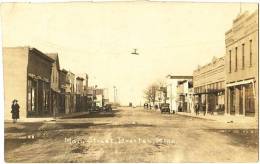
[166, 75, 193, 113]
[176, 79, 193, 113]
[64, 70, 76, 114]
[75, 76, 85, 112]
[46, 53, 61, 116]
[59, 69, 67, 113]
[225, 11, 258, 117]
[193, 56, 225, 115]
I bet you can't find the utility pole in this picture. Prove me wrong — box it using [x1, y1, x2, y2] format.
[113, 86, 117, 104]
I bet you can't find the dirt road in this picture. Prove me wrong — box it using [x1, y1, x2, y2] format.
[4, 107, 258, 162]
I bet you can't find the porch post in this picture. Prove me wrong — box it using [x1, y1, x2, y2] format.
[235, 86, 240, 116]
[242, 85, 246, 116]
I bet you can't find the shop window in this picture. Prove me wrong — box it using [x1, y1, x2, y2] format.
[27, 79, 32, 112]
[245, 83, 255, 115]
[27, 78, 37, 113]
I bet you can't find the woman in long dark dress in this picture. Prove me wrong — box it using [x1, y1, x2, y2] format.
[11, 99, 20, 123]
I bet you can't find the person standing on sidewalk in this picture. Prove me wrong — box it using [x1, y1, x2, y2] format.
[11, 99, 20, 123]
[195, 103, 200, 115]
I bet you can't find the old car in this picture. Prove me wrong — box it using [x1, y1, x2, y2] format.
[104, 104, 112, 112]
[160, 103, 170, 114]
[144, 103, 149, 109]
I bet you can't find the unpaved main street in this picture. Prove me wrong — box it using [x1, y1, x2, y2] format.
[5, 107, 258, 162]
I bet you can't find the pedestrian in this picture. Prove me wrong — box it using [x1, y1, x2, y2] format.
[203, 104, 206, 116]
[11, 99, 20, 123]
[195, 103, 199, 115]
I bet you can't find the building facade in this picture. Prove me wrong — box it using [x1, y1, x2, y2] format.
[176, 80, 193, 113]
[59, 69, 67, 114]
[75, 76, 87, 112]
[166, 75, 193, 113]
[95, 89, 104, 108]
[225, 11, 258, 117]
[46, 53, 61, 116]
[64, 71, 76, 114]
[76, 77, 84, 95]
[193, 56, 225, 115]
[3, 47, 54, 119]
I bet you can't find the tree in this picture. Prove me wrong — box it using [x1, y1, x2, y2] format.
[143, 79, 167, 105]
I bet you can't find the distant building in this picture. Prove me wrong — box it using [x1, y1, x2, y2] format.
[166, 75, 193, 113]
[3, 47, 54, 119]
[59, 69, 67, 93]
[64, 70, 76, 114]
[103, 88, 109, 105]
[46, 53, 61, 115]
[225, 11, 258, 116]
[76, 77, 84, 96]
[176, 79, 193, 113]
[154, 89, 164, 109]
[76, 76, 88, 112]
[66, 71, 75, 93]
[193, 56, 225, 115]
[95, 89, 104, 107]
[59, 69, 68, 113]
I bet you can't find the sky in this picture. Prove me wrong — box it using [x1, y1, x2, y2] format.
[0, 2, 258, 105]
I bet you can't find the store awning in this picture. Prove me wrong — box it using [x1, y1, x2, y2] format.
[226, 79, 254, 87]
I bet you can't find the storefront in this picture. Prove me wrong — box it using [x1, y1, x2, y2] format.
[27, 74, 51, 117]
[226, 79, 256, 116]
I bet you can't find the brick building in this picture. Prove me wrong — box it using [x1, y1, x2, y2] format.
[225, 11, 258, 117]
[3, 47, 54, 119]
[193, 56, 225, 115]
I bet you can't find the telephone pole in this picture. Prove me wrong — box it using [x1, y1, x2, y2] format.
[113, 86, 117, 104]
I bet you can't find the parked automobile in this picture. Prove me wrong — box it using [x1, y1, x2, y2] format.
[144, 103, 149, 109]
[90, 106, 100, 113]
[160, 103, 170, 114]
[89, 103, 100, 113]
[104, 104, 112, 112]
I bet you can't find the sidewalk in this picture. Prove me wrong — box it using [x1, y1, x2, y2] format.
[58, 111, 89, 119]
[4, 112, 90, 123]
[177, 112, 258, 126]
[5, 117, 55, 123]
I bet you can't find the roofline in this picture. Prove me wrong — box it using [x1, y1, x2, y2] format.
[193, 56, 225, 72]
[166, 75, 193, 79]
[3, 46, 55, 63]
[29, 48, 55, 63]
[76, 77, 84, 80]
[61, 69, 68, 74]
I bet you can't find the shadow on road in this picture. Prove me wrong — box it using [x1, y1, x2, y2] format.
[206, 128, 258, 148]
[61, 109, 120, 119]
[5, 138, 37, 153]
[5, 122, 44, 133]
[93, 123, 155, 129]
